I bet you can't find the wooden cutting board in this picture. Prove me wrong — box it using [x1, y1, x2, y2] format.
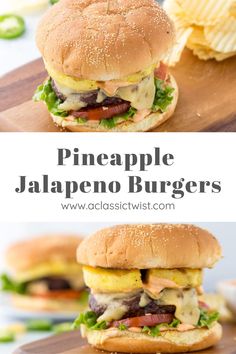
[14, 324, 236, 354]
[0, 50, 236, 132]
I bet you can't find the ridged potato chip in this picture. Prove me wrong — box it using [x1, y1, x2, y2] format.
[164, 0, 185, 19]
[164, 0, 236, 63]
[187, 42, 235, 61]
[230, 2, 236, 17]
[162, 24, 193, 66]
[164, 0, 190, 26]
[205, 16, 236, 53]
[188, 27, 209, 47]
[177, 0, 234, 25]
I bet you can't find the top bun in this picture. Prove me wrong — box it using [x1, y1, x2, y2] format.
[36, 0, 175, 81]
[77, 224, 222, 269]
[6, 235, 83, 272]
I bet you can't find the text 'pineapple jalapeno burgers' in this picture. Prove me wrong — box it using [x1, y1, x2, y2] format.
[1, 235, 88, 313]
[74, 224, 222, 353]
[33, 0, 178, 132]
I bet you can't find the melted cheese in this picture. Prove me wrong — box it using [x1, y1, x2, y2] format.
[159, 288, 200, 325]
[139, 292, 151, 307]
[93, 293, 132, 322]
[27, 281, 48, 295]
[117, 74, 155, 110]
[58, 94, 87, 111]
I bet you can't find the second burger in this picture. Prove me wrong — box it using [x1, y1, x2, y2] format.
[1, 235, 88, 313]
[74, 224, 222, 353]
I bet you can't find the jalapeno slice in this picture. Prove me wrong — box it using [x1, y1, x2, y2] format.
[0, 14, 25, 40]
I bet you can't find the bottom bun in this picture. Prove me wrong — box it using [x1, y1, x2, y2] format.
[11, 294, 88, 313]
[82, 323, 222, 353]
[51, 75, 178, 132]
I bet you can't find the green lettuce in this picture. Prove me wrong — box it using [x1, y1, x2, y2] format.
[141, 319, 180, 337]
[72, 308, 219, 338]
[0, 274, 27, 295]
[198, 310, 219, 329]
[33, 79, 68, 117]
[73, 311, 107, 330]
[152, 78, 174, 113]
[100, 106, 137, 129]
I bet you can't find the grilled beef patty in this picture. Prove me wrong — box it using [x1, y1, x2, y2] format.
[52, 80, 128, 109]
[89, 293, 176, 319]
[26, 277, 72, 291]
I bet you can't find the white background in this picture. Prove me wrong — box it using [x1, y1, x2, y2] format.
[0, 3, 45, 76]
[0, 133, 235, 222]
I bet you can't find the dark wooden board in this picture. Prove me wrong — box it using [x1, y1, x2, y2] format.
[14, 324, 236, 354]
[0, 50, 236, 132]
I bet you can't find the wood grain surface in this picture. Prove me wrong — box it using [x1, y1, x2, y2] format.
[0, 50, 236, 132]
[13, 324, 236, 354]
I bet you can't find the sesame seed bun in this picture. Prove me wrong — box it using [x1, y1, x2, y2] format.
[36, 0, 175, 81]
[6, 235, 83, 272]
[77, 224, 222, 269]
[51, 75, 178, 132]
[82, 323, 222, 353]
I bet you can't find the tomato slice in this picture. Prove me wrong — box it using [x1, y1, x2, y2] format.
[34, 290, 82, 300]
[0, 15, 25, 40]
[71, 102, 130, 120]
[154, 62, 168, 81]
[111, 313, 173, 328]
[198, 300, 210, 310]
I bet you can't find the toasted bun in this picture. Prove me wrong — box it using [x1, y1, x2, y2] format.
[6, 235, 83, 272]
[11, 294, 87, 313]
[51, 74, 178, 132]
[77, 224, 222, 269]
[83, 323, 222, 353]
[36, 0, 175, 81]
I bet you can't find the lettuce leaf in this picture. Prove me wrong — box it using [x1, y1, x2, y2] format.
[141, 319, 180, 337]
[142, 324, 161, 337]
[33, 79, 68, 117]
[72, 311, 107, 330]
[152, 78, 174, 113]
[198, 310, 219, 329]
[100, 106, 137, 129]
[0, 274, 27, 294]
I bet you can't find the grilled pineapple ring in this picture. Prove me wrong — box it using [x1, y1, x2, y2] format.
[83, 266, 142, 293]
[45, 62, 156, 92]
[83, 267, 202, 293]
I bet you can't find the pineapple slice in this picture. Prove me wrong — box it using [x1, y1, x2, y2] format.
[83, 266, 142, 293]
[148, 268, 203, 288]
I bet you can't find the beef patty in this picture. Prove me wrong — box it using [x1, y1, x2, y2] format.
[89, 292, 176, 319]
[52, 79, 127, 109]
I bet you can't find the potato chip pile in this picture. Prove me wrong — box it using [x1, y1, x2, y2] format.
[163, 0, 236, 65]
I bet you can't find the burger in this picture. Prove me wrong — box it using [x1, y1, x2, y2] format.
[74, 224, 222, 353]
[1, 235, 88, 313]
[33, 0, 178, 132]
